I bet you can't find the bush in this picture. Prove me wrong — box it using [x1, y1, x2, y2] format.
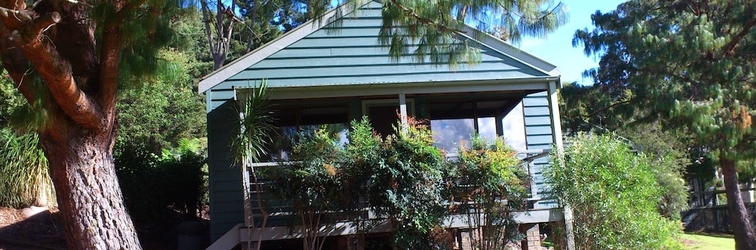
[370, 118, 448, 250]
[269, 127, 346, 250]
[545, 134, 683, 250]
[265, 118, 531, 250]
[449, 135, 528, 249]
[115, 138, 207, 225]
[0, 129, 55, 208]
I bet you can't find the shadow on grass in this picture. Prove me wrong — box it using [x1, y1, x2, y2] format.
[685, 231, 735, 239]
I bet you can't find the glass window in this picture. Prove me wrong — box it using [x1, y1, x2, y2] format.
[428, 99, 524, 154]
[268, 105, 349, 161]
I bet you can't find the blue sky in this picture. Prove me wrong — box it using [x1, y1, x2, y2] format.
[497, 0, 627, 151]
[519, 0, 626, 85]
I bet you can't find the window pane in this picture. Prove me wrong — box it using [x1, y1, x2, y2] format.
[268, 105, 349, 161]
[431, 119, 475, 153]
[477, 117, 497, 140]
[501, 102, 526, 151]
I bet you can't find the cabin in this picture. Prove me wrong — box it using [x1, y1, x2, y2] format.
[199, 1, 565, 249]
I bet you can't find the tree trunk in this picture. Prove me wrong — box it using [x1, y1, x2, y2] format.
[720, 157, 756, 250]
[41, 119, 142, 249]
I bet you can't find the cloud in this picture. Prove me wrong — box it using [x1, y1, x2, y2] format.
[501, 103, 526, 151]
[519, 38, 546, 52]
[431, 102, 527, 153]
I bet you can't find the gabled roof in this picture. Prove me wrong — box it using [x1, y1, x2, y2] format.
[198, 0, 560, 93]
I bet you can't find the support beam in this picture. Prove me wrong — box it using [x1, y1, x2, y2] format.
[399, 93, 408, 125]
[547, 81, 563, 148]
[547, 81, 575, 250]
[495, 113, 504, 137]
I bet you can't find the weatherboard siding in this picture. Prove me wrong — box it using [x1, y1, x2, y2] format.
[522, 91, 557, 208]
[207, 101, 245, 241]
[212, 2, 546, 91]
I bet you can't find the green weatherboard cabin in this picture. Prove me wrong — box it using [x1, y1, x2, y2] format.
[199, 1, 565, 248]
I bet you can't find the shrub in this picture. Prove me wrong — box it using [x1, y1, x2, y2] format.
[545, 133, 683, 250]
[267, 118, 451, 250]
[264, 118, 529, 249]
[373, 118, 448, 250]
[268, 127, 346, 250]
[449, 135, 528, 250]
[0, 129, 55, 208]
[115, 138, 208, 225]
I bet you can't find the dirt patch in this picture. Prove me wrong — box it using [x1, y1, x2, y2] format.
[680, 237, 698, 248]
[0, 207, 66, 250]
[0, 206, 211, 249]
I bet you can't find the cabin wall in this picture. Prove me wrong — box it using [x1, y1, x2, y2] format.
[522, 91, 558, 208]
[206, 91, 245, 241]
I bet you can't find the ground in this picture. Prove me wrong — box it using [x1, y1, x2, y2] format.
[0, 207, 65, 249]
[0, 206, 735, 250]
[681, 232, 736, 250]
[0, 206, 210, 250]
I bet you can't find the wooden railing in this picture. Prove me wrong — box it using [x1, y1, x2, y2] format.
[240, 149, 554, 229]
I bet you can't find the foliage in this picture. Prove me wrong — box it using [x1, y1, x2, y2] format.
[115, 138, 208, 224]
[117, 49, 206, 153]
[0, 74, 55, 209]
[372, 118, 449, 249]
[0, 130, 54, 208]
[0, 75, 24, 127]
[198, 0, 322, 69]
[232, 82, 277, 164]
[573, 1, 756, 247]
[449, 135, 528, 250]
[270, 128, 346, 250]
[558, 82, 635, 133]
[546, 134, 683, 250]
[374, 0, 568, 66]
[266, 118, 451, 249]
[559, 85, 692, 220]
[619, 123, 689, 220]
[199, 0, 568, 71]
[261, 118, 534, 249]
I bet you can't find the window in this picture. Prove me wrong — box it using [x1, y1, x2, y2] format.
[268, 105, 349, 160]
[428, 99, 524, 153]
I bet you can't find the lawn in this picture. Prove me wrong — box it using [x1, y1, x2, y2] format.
[681, 232, 735, 250]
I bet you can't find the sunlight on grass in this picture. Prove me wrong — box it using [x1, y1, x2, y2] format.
[681, 232, 735, 250]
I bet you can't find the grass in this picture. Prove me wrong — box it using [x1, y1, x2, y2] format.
[539, 232, 734, 250]
[681, 232, 735, 250]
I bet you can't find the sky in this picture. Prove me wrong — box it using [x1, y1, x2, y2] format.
[497, 0, 627, 151]
[518, 0, 627, 85]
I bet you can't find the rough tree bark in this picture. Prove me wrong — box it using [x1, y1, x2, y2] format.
[720, 157, 756, 250]
[0, 0, 144, 248]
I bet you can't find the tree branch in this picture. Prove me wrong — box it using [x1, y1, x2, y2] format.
[0, 23, 35, 105]
[388, 0, 466, 34]
[97, 21, 122, 113]
[200, 1, 217, 55]
[8, 11, 105, 129]
[113, 0, 148, 23]
[723, 17, 756, 56]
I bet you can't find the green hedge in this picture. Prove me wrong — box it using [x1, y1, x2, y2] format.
[546, 134, 683, 250]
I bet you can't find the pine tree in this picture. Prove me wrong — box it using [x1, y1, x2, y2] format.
[574, 1, 756, 248]
[0, 0, 173, 247]
[0, 0, 567, 247]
